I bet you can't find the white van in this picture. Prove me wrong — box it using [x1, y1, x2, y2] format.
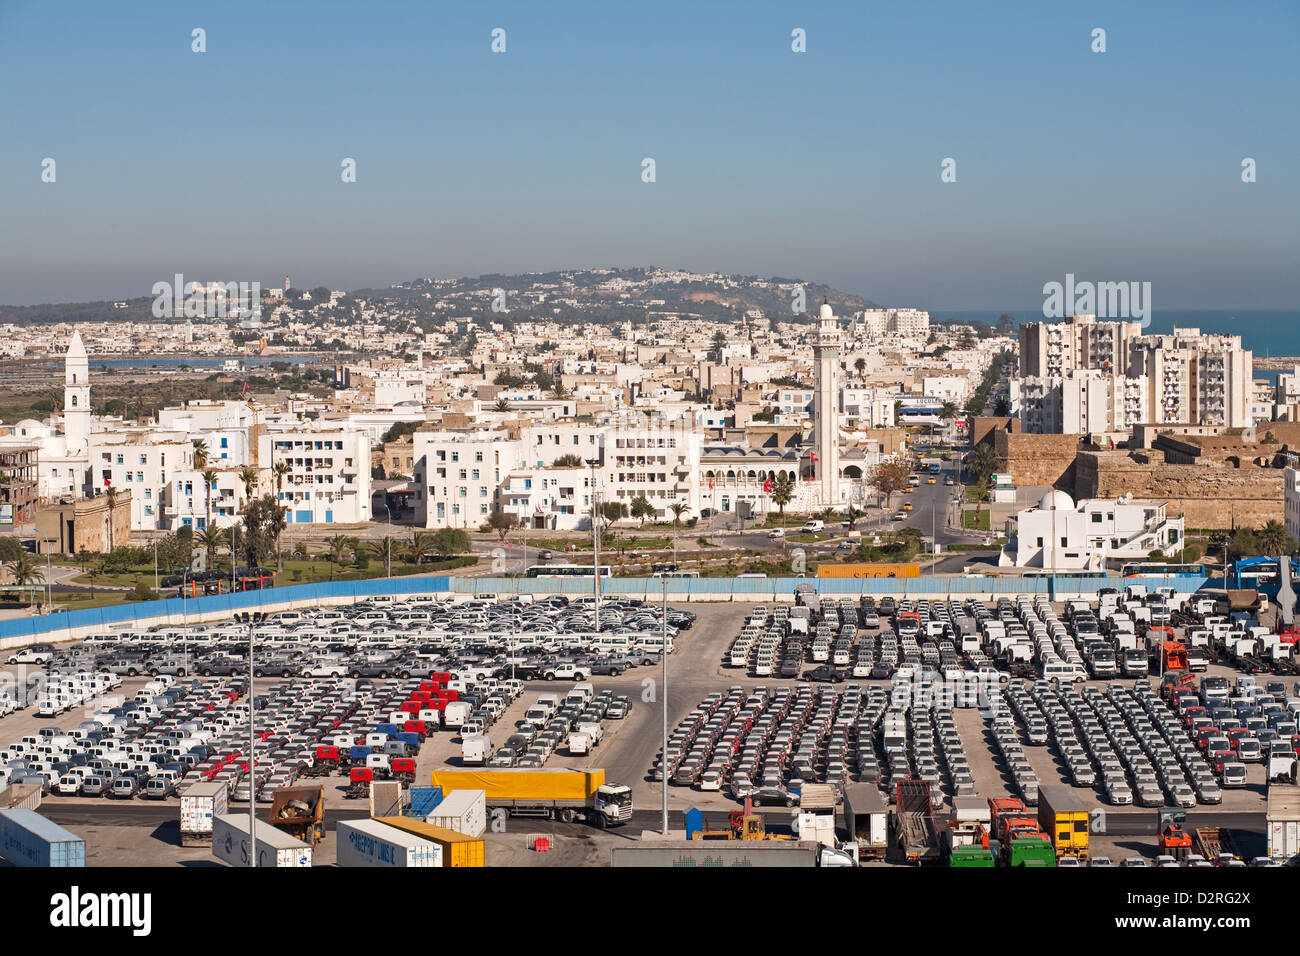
[802, 520, 825, 533]
[1043, 662, 1087, 683]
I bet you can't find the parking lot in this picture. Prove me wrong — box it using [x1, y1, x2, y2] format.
[0, 584, 1292, 865]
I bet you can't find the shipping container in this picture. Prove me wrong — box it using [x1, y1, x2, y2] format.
[426, 789, 487, 838]
[610, 843, 818, 867]
[841, 784, 888, 859]
[816, 563, 920, 579]
[180, 780, 229, 847]
[336, 818, 442, 867]
[211, 813, 312, 868]
[0, 809, 85, 867]
[1267, 784, 1300, 863]
[374, 816, 485, 867]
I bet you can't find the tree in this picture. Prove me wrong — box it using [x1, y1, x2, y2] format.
[995, 313, 1016, 335]
[494, 398, 511, 413]
[4, 553, 44, 588]
[240, 494, 287, 567]
[1257, 519, 1289, 557]
[630, 495, 655, 528]
[710, 330, 727, 363]
[105, 485, 119, 551]
[238, 467, 258, 501]
[939, 401, 958, 421]
[868, 461, 910, 509]
[325, 534, 354, 567]
[367, 536, 400, 576]
[597, 500, 628, 528]
[486, 508, 516, 541]
[201, 468, 219, 530]
[971, 442, 998, 483]
[771, 473, 794, 517]
[272, 460, 290, 498]
[430, 528, 470, 557]
[993, 395, 1010, 416]
[853, 357, 866, 379]
[192, 439, 209, 469]
[669, 501, 690, 529]
[197, 525, 227, 571]
[551, 383, 569, 399]
[553, 453, 584, 467]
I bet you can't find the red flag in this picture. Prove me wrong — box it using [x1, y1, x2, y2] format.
[708, 478, 714, 490]
[762, 477, 773, 494]
[810, 452, 818, 462]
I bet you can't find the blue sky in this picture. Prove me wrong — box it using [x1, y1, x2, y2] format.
[1, 0, 1296, 309]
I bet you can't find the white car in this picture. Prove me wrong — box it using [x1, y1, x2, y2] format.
[767, 528, 785, 539]
[699, 771, 723, 792]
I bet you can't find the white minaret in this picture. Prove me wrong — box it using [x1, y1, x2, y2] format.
[63, 328, 91, 458]
[813, 299, 842, 506]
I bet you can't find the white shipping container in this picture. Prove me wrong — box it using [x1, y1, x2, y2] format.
[180, 781, 229, 841]
[211, 814, 312, 868]
[426, 788, 487, 838]
[337, 819, 442, 867]
[1270, 820, 1299, 862]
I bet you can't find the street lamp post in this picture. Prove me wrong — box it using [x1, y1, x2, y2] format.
[661, 575, 669, 835]
[587, 459, 601, 634]
[247, 621, 256, 866]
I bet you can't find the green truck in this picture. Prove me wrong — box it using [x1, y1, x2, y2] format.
[949, 845, 996, 867]
[1005, 836, 1056, 867]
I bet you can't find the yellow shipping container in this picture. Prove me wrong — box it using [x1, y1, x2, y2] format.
[815, 563, 920, 579]
[431, 769, 605, 802]
[375, 817, 486, 867]
[1037, 786, 1090, 859]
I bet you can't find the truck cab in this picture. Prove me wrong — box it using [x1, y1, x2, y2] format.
[593, 784, 633, 825]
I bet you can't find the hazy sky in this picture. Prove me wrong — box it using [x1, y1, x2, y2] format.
[1, 0, 1296, 309]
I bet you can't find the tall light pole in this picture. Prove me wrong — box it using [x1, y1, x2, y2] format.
[661, 575, 669, 836]
[247, 620, 257, 866]
[587, 459, 600, 635]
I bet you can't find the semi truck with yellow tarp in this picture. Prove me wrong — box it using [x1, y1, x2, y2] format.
[816, 563, 921, 579]
[430, 768, 633, 828]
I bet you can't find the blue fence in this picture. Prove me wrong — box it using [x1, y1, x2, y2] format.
[0, 571, 1219, 645]
[0, 577, 451, 643]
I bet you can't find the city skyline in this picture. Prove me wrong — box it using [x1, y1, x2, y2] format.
[1, 0, 1296, 309]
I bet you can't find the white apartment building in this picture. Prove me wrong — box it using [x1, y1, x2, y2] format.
[89, 429, 195, 530]
[999, 490, 1184, 570]
[1285, 466, 1300, 545]
[921, 375, 972, 406]
[168, 466, 263, 531]
[414, 428, 520, 529]
[259, 428, 370, 525]
[502, 465, 591, 531]
[840, 387, 896, 429]
[1018, 314, 1142, 378]
[854, 309, 931, 340]
[1128, 329, 1253, 427]
[1012, 369, 1148, 436]
[775, 387, 814, 425]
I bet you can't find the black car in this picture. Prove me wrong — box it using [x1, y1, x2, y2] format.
[751, 786, 796, 808]
[803, 664, 848, 683]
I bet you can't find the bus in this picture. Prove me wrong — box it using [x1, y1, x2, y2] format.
[651, 570, 700, 580]
[1120, 563, 1208, 579]
[525, 564, 612, 579]
[1022, 569, 1110, 580]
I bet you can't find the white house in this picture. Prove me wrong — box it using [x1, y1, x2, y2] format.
[998, 490, 1184, 570]
[259, 428, 370, 525]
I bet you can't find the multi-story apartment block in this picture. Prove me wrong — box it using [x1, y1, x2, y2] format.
[258, 428, 370, 524]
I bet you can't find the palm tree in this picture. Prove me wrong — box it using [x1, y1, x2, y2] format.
[669, 501, 690, 529]
[971, 442, 997, 483]
[940, 401, 958, 421]
[272, 461, 290, 500]
[772, 473, 794, 518]
[239, 467, 258, 502]
[105, 485, 118, 551]
[493, 398, 510, 412]
[4, 553, 44, 589]
[408, 531, 436, 565]
[325, 534, 353, 568]
[1257, 519, 1288, 557]
[201, 468, 219, 531]
[853, 357, 866, 380]
[198, 525, 227, 571]
[368, 536, 400, 577]
[192, 439, 209, 469]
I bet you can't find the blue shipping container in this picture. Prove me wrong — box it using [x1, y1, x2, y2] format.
[0, 809, 86, 867]
[406, 786, 442, 818]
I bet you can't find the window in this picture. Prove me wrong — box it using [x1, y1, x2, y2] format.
[459, 469, 467, 480]
[1091, 513, 1103, 523]
[475, 452, 483, 462]
[471, 469, 480, 480]
[480, 487, 487, 497]
[1060, 537, 1068, 547]
[1036, 537, 1044, 547]
[451, 452, 459, 462]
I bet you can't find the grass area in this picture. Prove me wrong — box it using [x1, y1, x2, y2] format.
[529, 537, 672, 552]
[961, 509, 991, 531]
[69, 556, 478, 591]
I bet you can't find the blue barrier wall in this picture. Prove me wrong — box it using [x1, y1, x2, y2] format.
[0, 572, 1217, 645]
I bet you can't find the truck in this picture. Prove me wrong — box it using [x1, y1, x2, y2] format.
[841, 783, 888, 860]
[211, 813, 312, 868]
[430, 768, 633, 828]
[374, 816, 485, 867]
[266, 786, 325, 845]
[0, 809, 85, 867]
[1193, 827, 1241, 863]
[425, 788, 487, 838]
[179, 780, 229, 847]
[893, 779, 941, 865]
[1037, 785, 1091, 861]
[1267, 784, 1300, 864]
[461, 734, 491, 766]
[337, 818, 442, 867]
[949, 844, 996, 867]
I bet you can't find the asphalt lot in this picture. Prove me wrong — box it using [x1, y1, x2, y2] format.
[0, 600, 1282, 865]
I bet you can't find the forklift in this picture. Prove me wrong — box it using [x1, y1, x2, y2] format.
[1158, 807, 1192, 861]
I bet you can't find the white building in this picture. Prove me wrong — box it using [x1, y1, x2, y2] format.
[998, 490, 1184, 570]
[1285, 466, 1300, 545]
[259, 428, 371, 525]
[89, 428, 195, 530]
[812, 301, 843, 506]
[414, 428, 520, 529]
